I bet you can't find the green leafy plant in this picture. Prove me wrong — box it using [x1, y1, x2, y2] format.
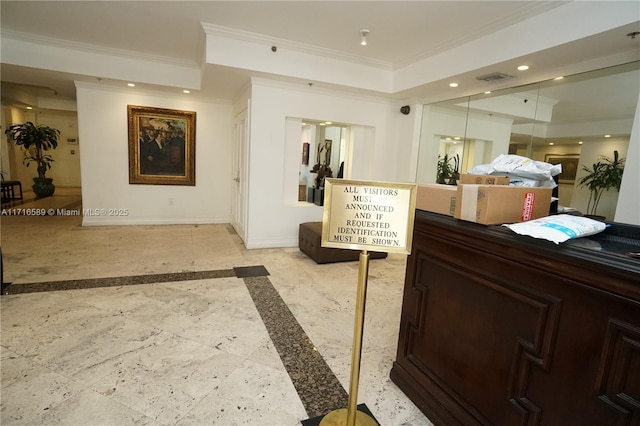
[436, 154, 459, 184]
[578, 150, 625, 217]
[5, 121, 61, 197]
[5, 121, 60, 180]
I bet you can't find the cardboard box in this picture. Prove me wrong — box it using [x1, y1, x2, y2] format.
[454, 185, 552, 225]
[416, 184, 457, 216]
[459, 174, 510, 185]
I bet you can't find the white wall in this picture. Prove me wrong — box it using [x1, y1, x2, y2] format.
[244, 80, 413, 248]
[31, 112, 81, 187]
[75, 83, 233, 225]
[615, 89, 640, 225]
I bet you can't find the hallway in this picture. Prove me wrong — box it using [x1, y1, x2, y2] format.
[0, 198, 430, 425]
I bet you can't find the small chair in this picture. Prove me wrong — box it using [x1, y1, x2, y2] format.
[1, 178, 23, 200]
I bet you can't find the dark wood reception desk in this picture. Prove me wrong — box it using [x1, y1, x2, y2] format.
[390, 210, 640, 426]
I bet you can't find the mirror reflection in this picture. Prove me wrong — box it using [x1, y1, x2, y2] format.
[299, 120, 349, 203]
[416, 61, 639, 221]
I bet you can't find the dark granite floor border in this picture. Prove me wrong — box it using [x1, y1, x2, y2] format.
[233, 265, 270, 278]
[1, 268, 248, 295]
[243, 275, 351, 420]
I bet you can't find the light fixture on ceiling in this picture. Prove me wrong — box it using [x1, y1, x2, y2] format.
[26, 106, 33, 110]
[549, 142, 554, 146]
[605, 134, 611, 138]
[579, 141, 583, 145]
[360, 29, 369, 46]
[183, 89, 190, 94]
[449, 82, 459, 88]
[517, 65, 529, 71]
[128, 83, 135, 87]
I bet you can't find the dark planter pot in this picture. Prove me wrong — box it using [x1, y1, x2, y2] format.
[32, 177, 55, 198]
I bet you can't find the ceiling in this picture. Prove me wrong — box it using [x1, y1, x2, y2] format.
[1, 1, 639, 117]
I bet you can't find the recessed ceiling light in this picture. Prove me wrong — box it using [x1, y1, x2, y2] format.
[554, 76, 564, 80]
[360, 29, 369, 46]
[517, 65, 529, 71]
[325, 121, 332, 125]
[183, 90, 190, 94]
[319, 123, 326, 126]
[549, 142, 554, 146]
[445, 137, 452, 140]
[128, 83, 135, 87]
[578, 141, 583, 145]
[449, 82, 459, 88]
[26, 106, 33, 110]
[604, 134, 611, 138]
[454, 136, 461, 140]
[484, 91, 491, 94]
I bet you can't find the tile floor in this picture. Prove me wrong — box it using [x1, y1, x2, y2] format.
[0, 189, 432, 425]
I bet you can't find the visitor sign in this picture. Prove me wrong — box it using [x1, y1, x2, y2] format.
[321, 179, 417, 255]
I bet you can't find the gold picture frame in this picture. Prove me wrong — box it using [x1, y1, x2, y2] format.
[128, 105, 196, 185]
[544, 154, 580, 184]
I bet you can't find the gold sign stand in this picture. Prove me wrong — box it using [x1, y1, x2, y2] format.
[318, 179, 417, 426]
[319, 250, 377, 426]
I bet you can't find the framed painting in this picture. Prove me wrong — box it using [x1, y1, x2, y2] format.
[544, 154, 580, 184]
[302, 142, 309, 165]
[128, 105, 196, 185]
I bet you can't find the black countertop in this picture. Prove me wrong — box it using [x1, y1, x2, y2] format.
[564, 222, 640, 259]
[415, 210, 640, 274]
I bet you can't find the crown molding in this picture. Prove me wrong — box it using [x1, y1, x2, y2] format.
[1, 29, 197, 68]
[396, 1, 567, 69]
[201, 22, 393, 71]
[73, 81, 232, 106]
[250, 76, 399, 107]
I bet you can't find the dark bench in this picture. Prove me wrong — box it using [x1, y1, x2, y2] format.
[1, 180, 23, 200]
[299, 222, 388, 264]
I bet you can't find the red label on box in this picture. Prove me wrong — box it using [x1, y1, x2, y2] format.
[521, 192, 536, 221]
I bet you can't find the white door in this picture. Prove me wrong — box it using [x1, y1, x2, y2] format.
[231, 108, 248, 242]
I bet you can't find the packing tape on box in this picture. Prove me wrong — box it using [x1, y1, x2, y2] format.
[460, 185, 479, 221]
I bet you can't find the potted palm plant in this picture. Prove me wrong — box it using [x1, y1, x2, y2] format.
[4, 121, 60, 197]
[436, 153, 459, 185]
[578, 150, 625, 220]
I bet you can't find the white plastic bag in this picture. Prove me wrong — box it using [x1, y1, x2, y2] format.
[469, 154, 562, 188]
[504, 214, 606, 244]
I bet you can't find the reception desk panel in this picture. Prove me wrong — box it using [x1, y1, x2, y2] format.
[391, 211, 640, 426]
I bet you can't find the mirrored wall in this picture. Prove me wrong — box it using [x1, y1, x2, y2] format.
[298, 120, 349, 202]
[416, 61, 640, 219]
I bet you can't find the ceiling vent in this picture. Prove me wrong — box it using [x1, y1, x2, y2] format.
[476, 72, 513, 82]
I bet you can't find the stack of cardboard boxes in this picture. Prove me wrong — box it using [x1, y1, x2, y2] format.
[415, 174, 553, 225]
